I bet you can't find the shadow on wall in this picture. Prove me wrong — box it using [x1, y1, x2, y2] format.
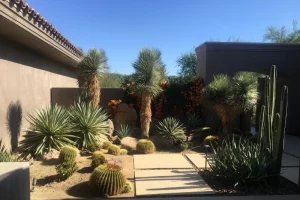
[6, 101, 22, 151]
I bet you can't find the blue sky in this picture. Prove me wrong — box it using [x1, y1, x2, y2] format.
[26, 0, 300, 75]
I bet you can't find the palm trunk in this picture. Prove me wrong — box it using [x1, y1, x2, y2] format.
[140, 95, 152, 138]
[88, 75, 100, 107]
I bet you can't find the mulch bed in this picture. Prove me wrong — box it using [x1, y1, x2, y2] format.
[199, 171, 300, 196]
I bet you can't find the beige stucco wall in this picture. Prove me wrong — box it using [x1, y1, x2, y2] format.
[0, 37, 78, 150]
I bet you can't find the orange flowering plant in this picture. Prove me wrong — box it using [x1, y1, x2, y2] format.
[108, 99, 122, 118]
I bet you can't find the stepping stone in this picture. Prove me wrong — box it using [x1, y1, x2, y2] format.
[134, 154, 193, 169]
[186, 153, 212, 169]
[135, 169, 215, 196]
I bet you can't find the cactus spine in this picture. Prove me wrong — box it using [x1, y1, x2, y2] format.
[258, 65, 288, 174]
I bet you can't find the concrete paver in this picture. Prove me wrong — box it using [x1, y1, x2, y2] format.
[134, 154, 193, 169]
[185, 153, 211, 169]
[281, 167, 299, 184]
[135, 169, 215, 196]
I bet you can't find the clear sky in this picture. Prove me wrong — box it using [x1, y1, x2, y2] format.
[26, 0, 300, 75]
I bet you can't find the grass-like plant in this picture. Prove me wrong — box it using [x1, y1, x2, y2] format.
[89, 163, 127, 196]
[115, 124, 133, 139]
[69, 102, 109, 150]
[120, 149, 128, 155]
[156, 117, 186, 146]
[102, 141, 112, 149]
[208, 137, 273, 187]
[91, 151, 107, 169]
[59, 146, 79, 163]
[19, 105, 75, 155]
[136, 139, 155, 154]
[107, 145, 121, 155]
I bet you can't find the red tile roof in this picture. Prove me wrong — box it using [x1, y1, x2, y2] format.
[11, 0, 83, 57]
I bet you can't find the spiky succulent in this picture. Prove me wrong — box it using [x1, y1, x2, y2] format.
[156, 117, 186, 146]
[91, 151, 107, 169]
[136, 139, 155, 154]
[107, 145, 121, 155]
[69, 102, 109, 150]
[89, 163, 127, 196]
[115, 124, 133, 139]
[19, 105, 76, 155]
[59, 146, 79, 163]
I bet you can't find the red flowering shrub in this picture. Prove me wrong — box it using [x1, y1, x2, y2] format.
[108, 99, 122, 118]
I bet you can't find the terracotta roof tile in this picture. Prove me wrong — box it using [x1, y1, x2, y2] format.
[11, 0, 83, 57]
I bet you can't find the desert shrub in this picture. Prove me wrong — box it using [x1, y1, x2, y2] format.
[19, 105, 75, 155]
[156, 117, 186, 146]
[115, 124, 133, 139]
[69, 102, 109, 150]
[107, 145, 121, 155]
[59, 146, 79, 163]
[102, 141, 112, 149]
[203, 135, 219, 149]
[187, 113, 202, 128]
[56, 161, 78, 181]
[122, 181, 133, 193]
[89, 163, 127, 196]
[91, 151, 107, 169]
[136, 139, 155, 154]
[208, 137, 273, 187]
[120, 149, 128, 155]
[0, 152, 19, 162]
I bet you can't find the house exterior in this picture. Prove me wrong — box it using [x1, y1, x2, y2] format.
[0, 0, 83, 150]
[195, 42, 300, 136]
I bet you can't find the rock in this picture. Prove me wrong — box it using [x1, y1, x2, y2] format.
[149, 135, 173, 150]
[113, 103, 137, 127]
[120, 137, 138, 151]
[107, 119, 114, 137]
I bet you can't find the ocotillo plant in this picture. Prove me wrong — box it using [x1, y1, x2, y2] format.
[258, 65, 288, 175]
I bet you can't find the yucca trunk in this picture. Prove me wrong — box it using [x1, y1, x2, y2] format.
[87, 75, 100, 107]
[140, 95, 152, 138]
[215, 104, 239, 134]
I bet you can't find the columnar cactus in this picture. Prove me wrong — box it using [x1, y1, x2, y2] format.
[258, 65, 288, 174]
[89, 163, 127, 196]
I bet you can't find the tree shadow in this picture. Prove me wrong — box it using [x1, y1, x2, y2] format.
[6, 101, 22, 151]
[67, 181, 94, 198]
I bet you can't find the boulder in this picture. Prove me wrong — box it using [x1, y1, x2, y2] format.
[113, 103, 137, 127]
[120, 137, 138, 151]
[107, 119, 114, 137]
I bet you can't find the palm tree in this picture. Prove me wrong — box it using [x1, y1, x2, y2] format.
[77, 48, 108, 106]
[231, 72, 260, 132]
[132, 48, 164, 138]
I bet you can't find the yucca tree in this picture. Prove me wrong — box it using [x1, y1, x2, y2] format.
[77, 48, 108, 107]
[205, 75, 239, 134]
[132, 48, 164, 138]
[232, 72, 260, 132]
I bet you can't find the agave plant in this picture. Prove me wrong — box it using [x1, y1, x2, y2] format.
[132, 48, 164, 138]
[69, 102, 109, 150]
[77, 48, 108, 106]
[19, 105, 75, 155]
[156, 117, 186, 146]
[187, 113, 202, 128]
[115, 124, 133, 139]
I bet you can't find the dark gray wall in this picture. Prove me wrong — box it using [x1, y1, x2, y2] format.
[196, 42, 300, 135]
[51, 88, 125, 109]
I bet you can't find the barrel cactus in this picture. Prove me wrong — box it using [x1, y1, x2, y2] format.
[107, 145, 120, 155]
[122, 181, 133, 193]
[91, 151, 107, 169]
[203, 135, 219, 149]
[120, 149, 128, 155]
[102, 141, 112, 149]
[136, 139, 155, 154]
[59, 146, 79, 163]
[89, 163, 126, 196]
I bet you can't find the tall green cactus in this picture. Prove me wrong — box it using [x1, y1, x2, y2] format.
[258, 65, 288, 174]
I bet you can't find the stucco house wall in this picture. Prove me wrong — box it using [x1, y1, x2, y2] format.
[0, 37, 78, 150]
[195, 42, 300, 135]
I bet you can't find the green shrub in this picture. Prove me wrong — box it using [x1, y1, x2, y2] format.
[102, 141, 112, 149]
[122, 181, 133, 193]
[91, 151, 107, 169]
[89, 163, 127, 196]
[156, 117, 186, 146]
[120, 149, 128, 155]
[107, 145, 120, 155]
[115, 124, 133, 139]
[19, 105, 75, 155]
[59, 146, 79, 163]
[0, 152, 19, 162]
[203, 135, 219, 149]
[208, 137, 273, 187]
[56, 161, 78, 181]
[136, 139, 155, 154]
[69, 102, 109, 150]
